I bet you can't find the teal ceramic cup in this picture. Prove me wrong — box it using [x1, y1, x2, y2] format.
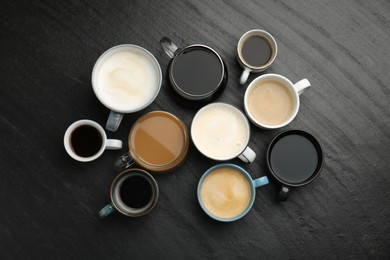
[99, 169, 159, 218]
[197, 163, 269, 222]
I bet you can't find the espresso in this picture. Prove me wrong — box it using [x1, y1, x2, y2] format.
[241, 35, 272, 67]
[130, 112, 187, 167]
[171, 48, 223, 96]
[70, 125, 102, 157]
[248, 80, 294, 126]
[119, 175, 153, 209]
[200, 167, 251, 219]
[192, 104, 248, 160]
[270, 134, 319, 184]
[95, 48, 159, 111]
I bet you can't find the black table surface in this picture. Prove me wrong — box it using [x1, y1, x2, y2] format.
[1, 0, 389, 259]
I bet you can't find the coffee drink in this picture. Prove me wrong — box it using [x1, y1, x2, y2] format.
[200, 167, 252, 219]
[247, 80, 295, 126]
[94, 48, 160, 111]
[241, 35, 272, 67]
[117, 175, 153, 209]
[191, 103, 249, 160]
[70, 125, 103, 157]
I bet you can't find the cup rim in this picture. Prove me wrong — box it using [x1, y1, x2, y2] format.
[110, 168, 159, 217]
[91, 44, 162, 113]
[237, 29, 278, 70]
[63, 119, 106, 162]
[128, 111, 189, 172]
[169, 44, 226, 100]
[244, 73, 300, 129]
[191, 102, 251, 161]
[197, 163, 256, 222]
[266, 129, 324, 187]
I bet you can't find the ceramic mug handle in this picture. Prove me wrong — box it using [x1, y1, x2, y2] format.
[105, 139, 122, 150]
[99, 203, 115, 218]
[279, 186, 290, 201]
[239, 68, 251, 85]
[160, 37, 179, 58]
[238, 146, 256, 163]
[253, 176, 269, 188]
[293, 79, 311, 95]
[106, 111, 124, 132]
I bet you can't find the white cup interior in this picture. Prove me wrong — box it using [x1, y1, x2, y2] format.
[244, 74, 300, 129]
[191, 103, 251, 160]
[64, 120, 107, 162]
[91, 44, 162, 113]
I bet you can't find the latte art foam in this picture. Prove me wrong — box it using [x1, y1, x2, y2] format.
[95, 49, 159, 111]
[192, 104, 249, 160]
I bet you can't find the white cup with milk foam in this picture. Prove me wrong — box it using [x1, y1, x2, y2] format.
[191, 103, 256, 163]
[92, 45, 162, 132]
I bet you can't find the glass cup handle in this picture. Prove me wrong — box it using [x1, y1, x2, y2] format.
[106, 111, 124, 132]
[160, 37, 179, 58]
[98, 203, 115, 218]
[114, 151, 135, 171]
[279, 186, 290, 201]
[239, 68, 251, 85]
[293, 79, 311, 95]
[238, 146, 256, 163]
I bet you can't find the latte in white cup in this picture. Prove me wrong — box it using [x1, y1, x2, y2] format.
[191, 103, 256, 163]
[92, 45, 162, 132]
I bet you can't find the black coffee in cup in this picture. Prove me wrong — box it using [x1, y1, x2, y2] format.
[71, 125, 103, 157]
[119, 175, 153, 209]
[241, 35, 272, 67]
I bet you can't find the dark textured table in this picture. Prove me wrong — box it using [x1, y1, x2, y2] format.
[1, 0, 389, 259]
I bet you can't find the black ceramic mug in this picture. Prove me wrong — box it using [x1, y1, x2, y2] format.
[160, 37, 228, 106]
[266, 129, 324, 201]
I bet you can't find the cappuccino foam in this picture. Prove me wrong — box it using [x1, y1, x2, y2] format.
[200, 167, 252, 219]
[95, 48, 159, 111]
[192, 104, 248, 160]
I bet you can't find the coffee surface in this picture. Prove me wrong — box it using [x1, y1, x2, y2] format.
[70, 125, 102, 157]
[270, 134, 319, 184]
[248, 80, 294, 126]
[130, 112, 186, 166]
[192, 104, 248, 160]
[241, 35, 272, 67]
[200, 167, 252, 219]
[96, 49, 159, 111]
[119, 175, 153, 209]
[171, 48, 223, 96]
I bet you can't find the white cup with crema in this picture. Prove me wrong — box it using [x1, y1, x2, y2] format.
[244, 73, 310, 129]
[191, 103, 256, 163]
[92, 45, 162, 132]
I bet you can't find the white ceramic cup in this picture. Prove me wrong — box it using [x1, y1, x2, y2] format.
[244, 74, 311, 129]
[64, 119, 122, 162]
[92, 44, 162, 132]
[237, 29, 278, 85]
[191, 103, 256, 163]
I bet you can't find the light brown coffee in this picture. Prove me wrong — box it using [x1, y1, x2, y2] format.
[200, 167, 251, 219]
[129, 111, 188, 172]
[247, 80, 294, 126]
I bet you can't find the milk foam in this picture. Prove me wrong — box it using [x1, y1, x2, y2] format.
[192, 104, 248, 160]
[95, 49, 159, 111]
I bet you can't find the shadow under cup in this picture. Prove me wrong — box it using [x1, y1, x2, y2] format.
[266, 130, 324, 201]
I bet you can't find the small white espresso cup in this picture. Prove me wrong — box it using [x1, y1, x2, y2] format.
[244, 74, 310, 129]
[191, 103, 256, 163]
[92, 44, 162, 132]
[237, 29, 278, 85]
[64, 120, 122, 162]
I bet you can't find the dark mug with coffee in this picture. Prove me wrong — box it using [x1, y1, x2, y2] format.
[266, 130, 324, 201]
[99, 168, 159, 218]
[160, 37, 228, 106]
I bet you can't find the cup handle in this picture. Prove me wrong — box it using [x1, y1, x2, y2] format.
[99, 203, 115, 218]
[160, 37, 179, 58]
[238, 146, 256, 163]
[253, 176, 269, 188]
[106, 111, 124, 132]
[279, 186, 290, 201]
[114, 151, 135, 171]
[105, 139, 122, 150]
[293, 79, 311, 95]
[239, 68, 251, 85]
